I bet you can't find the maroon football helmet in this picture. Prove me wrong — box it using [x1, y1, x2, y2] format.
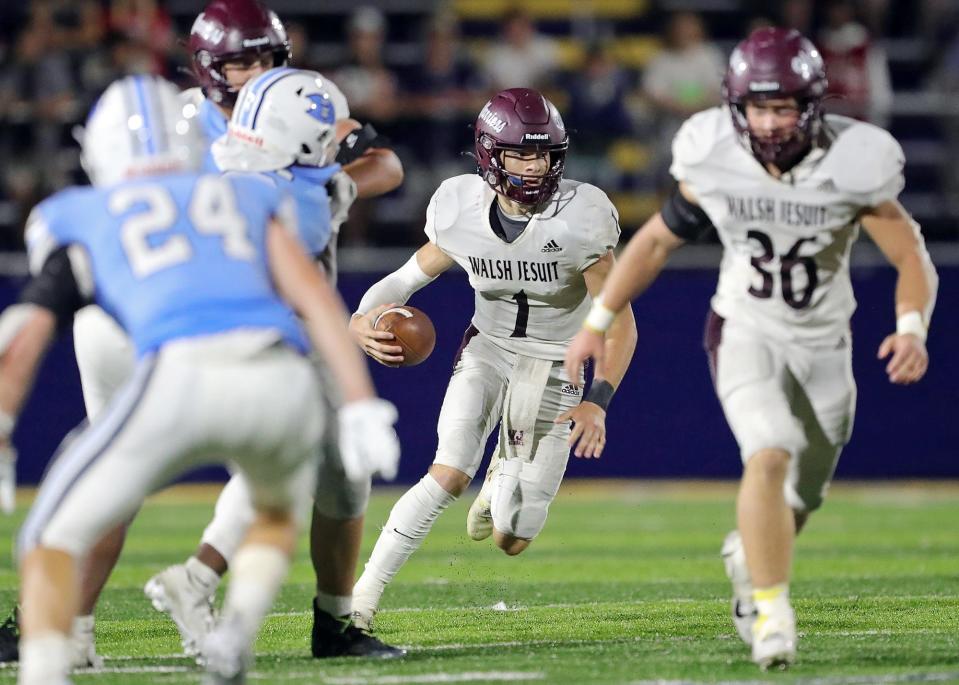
[474, 88, 569, 206]
[723, 27, 827, 170]
[188, 0, 291, 107]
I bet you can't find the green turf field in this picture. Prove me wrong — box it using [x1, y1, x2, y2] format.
[0, 480, 956, 684]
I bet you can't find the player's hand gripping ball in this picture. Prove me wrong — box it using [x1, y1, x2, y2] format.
[373, 306, 436, 367]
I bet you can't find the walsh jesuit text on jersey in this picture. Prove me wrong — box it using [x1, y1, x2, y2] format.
[726, 195, 829, 228]
[467, 256, 561, 283]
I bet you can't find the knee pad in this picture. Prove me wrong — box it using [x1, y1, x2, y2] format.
[490, 459, 554, 540]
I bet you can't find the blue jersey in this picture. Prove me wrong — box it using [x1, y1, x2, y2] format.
[198, 98, 228, 173]
[26, 173, 309, 357]
[198, 94, 340, 258]
[266, 165, 340, 258]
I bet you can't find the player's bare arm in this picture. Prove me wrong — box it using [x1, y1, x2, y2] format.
[266, 219, 376, 403]
[350, 241, 453, 366]
[564, 204, 687, 383]
[335, 118, 404, 199]
[859, 200, 939, 384]
[556, 251, 638, 459]
[0, 307, 57, 431]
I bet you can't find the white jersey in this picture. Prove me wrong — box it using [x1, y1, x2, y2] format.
[425, 175, 620, 360]
[671, 107, 905, 343]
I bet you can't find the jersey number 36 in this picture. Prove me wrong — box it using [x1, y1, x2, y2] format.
[747, 229, 819, 310]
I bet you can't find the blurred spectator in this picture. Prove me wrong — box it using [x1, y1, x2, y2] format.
[108, 0, 176, 77]
[781, 0, 813, 34]
[333, 6, 400, 126]
[0, 4, 78, 126]
[45, 0, 104, 53]
[481, 9, 559, 92]
[929, 30, 959, 201]
[79, 30, 157, 98]
[286, 22, 317, 70]
[402, 12, 486, 161]
[564, 43, 633, 155]
[642, 12, 724, 192]
[818, 0, 893, 126]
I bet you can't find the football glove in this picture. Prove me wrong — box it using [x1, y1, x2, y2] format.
[326, 170, 358, 235]
[0, 444, 15, 515]
[338, 398, 400, 482]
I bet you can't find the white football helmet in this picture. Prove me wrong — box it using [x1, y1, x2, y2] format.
[80, 75, 205, 187]
[212, 67, 349, 172]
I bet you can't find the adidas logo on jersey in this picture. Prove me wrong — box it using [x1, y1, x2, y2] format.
[816, 178, 838, 193]
[561, 383, 581, 396]
[541, 240, 563, 253]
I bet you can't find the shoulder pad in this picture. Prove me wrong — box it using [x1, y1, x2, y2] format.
[430, 175, 479, 236]
[671, 107, 730, 172]
[824, 118, 905, 196]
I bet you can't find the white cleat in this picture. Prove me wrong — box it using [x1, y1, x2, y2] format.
[466, 492, 493, 541]
[721, 530, 757, 645]
[466, 457, 499, 541]
[751, 607, 797, 671]
[200, 617, 250, 685]
[68, 615, 103, 669]
[144, 564, 215, 656]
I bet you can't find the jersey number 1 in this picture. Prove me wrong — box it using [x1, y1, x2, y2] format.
[510, 290, 529, 338]
[109, 177, 254, 279]
[747, 230, 818, 310]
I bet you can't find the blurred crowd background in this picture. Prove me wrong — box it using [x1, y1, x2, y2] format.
[0, 0, 958, 251]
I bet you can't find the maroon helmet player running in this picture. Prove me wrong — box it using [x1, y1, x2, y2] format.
[566, 27, 937, 670]
[348, 88, 636, 630]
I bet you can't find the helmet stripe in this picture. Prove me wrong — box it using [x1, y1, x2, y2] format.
[143, 75, 169, 156]
[131, 75, 156, 155]
[120, 78, 144, 158]
[250, 71, 299, 129]
[239, 67, 296, 128]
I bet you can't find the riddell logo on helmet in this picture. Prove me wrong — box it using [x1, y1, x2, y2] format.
[749, 81, 781, 92]
[479, 105, 507, 133]
[243, 36, 271, 48]
[193, 16, 225, 45]
[524, 133, 550, 141]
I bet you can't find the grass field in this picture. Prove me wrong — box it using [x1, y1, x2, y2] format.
[0, 480, 957, 684]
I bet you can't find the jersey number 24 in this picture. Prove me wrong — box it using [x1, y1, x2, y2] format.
[109, 177, 255, 278]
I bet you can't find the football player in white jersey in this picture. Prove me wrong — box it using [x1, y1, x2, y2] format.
[0, 0, 406, 668]
[348, 88, 637, 630]
[566, 28, 938, 670]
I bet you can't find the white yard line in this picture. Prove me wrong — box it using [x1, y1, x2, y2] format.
[318, 672, 545, 684]
[629, 673, 959, 685]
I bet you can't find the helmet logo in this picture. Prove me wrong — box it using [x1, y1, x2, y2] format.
[242, 36, 271, 48]
[749, 81, 780, 92]
[305, 93, 335, 124]
[523, 132, 550, 141]
[193, 15, 225, 45]
[479, 104, 507, 133]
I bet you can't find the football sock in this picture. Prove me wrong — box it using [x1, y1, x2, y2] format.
[219, 544, 290, 644]
[354, 474, 456, 608]
[20, 632, 71, 684]
[315, 590, 352, 621]
[753, 583, 790, 617]
[186, 556, 221, 598]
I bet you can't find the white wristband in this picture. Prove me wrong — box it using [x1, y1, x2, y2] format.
[896, 311, 927, 343]
[0, 412, 13, 440]
[584, 298, 616, 334]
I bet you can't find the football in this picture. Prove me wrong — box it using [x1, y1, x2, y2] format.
[373, 306, 436, 367]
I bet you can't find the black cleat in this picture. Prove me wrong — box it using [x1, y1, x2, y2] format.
[310, 599, 406, 659]
[0, 607, 19, 662]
